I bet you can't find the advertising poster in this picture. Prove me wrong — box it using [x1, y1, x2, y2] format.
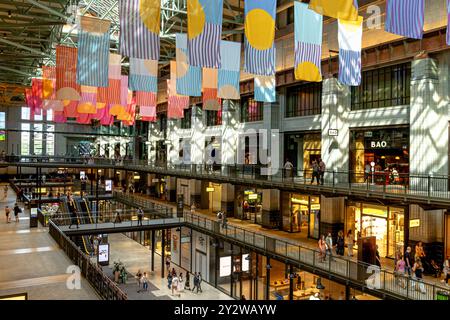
[98, 244, 109, 265]
[219, 256, 232, 277]
[80, 171, 86, 179]
[105, 179, 112, 192]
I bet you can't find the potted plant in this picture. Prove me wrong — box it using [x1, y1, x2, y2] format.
[112, 261, 123, 283]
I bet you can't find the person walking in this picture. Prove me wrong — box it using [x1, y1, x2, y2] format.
[441, 256, 450, 285]
[336, 230, 345, 256]
[167, 272, 173, 290]
[395, 255, 406, 288]
[13, 203, 21, 223]
[137, 207, 144, 226]
[136, 270, 143, 292]
[404, 247, 414, 277]
[222, 212, 228, 229]
[311, 160, 320, 185]
[113, 209, 122, 224]
[283, 159, 294, 180]
[171, 267, 177, 277]
[197, 272, 203, 293]
[178, 272, 184, 293]
[325, 233, 334, 262]
[165, 257, 171, 273]
[184, 272, 191, 290]
[318, 235, 326, 263]
[345, 230, 354, 257]
[171, 273, 179, 296]
[5, 206, 11, 223]
[142, 272, 149, 292]
[364, 162, 371, 183]
[412, 258, 426, 294]
[318, 158, 326, 185]
[191, 272, 199, 293]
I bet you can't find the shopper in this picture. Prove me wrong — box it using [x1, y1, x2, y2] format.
[184, 272, 191, 290]
[336, 230, 345, 256]
[404, 247, 414, 277]
[345, 230, 354, 257]
[415, 241, 426, 261]
[364, 162, 371, 182]
[311, 160, 320, 185]
[165, 257, 171, 273]
[412, 258, 426, 294]
[395, 255, 406, 288]
[136, 270, 143, 292]
[325, 233, 334, 262]
[142, 272, 149, 292]
[197, 272, 203, 293]
[171, 274, 179, 296]
[441, 256, 450, 285]
[13, 203, 21, 223]
[283, 159, 294, 179]
[318, 235, 326, 263]
[318, 158, 326, 185]
[171, 267, 177, 277]
[5, 206, 11, 223]
[191, 272, 199, 293]
[222, 212, 228, 229]
[178, 272, 184, 293]
[137, 207, 144, 226]
[113, 209, 122, 224]
[167, 272, 173, 289]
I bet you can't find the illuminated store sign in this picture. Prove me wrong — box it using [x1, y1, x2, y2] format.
[248, 194, 258, 200]
[370, 141, 388, 148]
[311, 204, 321, 210]
[105, 180, 112, 192]
[409, 219, 420, 228]
[206, 187, 215, 192]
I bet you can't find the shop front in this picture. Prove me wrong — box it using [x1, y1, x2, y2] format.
[350, 127, 409, 184]
[235, 187, 263, 224]
[284, 132, 321, 177]
[346, 201, 406, 259]
[281, 192, 320, 239]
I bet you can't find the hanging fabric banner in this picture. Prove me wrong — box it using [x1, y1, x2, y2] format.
[202, 68, 221, 110]
[254, 75, 275, 103]
[77, 16, 111, 87]
[168, 61, 190, 113]
[97, 55, 122, 105]
[176, 33, 202, 96]
[43, 100, 64, 112]
[448, 0, 450, 45]
[56, 46, 80, 101]
[385, 0, 424, 40]
[42, 66, 56, 100]
[78, 86, 98, 114]
[31, 78, 43, 115]
[63, 101, 79, 118]
[136, 91, 157, 106]
[217, 41, 241, 100]
[309, 0, 358, 21]
[100, 105, 114, 125]
[187, 0, 223, 68]
[25, 89, 33, 109]
[294, 2, 323, 82]
[119, 0, 160, 60]
[129, 58, 158, 93]
[53, 111, 67, 123]
[77, 113, 92, 124]
[93, 102, 106, 120]
[140, 105, 157, 122]
[244, 0, 276, 76]
[338, 16, 363, 86]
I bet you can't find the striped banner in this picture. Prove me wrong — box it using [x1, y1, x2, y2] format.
[338, 17, 363, 86]
[309, 0, 358, 21]
[119, 0, 160, 60]
[135, 91, 157, 106]
[168, 61, 190, 113]
[129, 58, 158, 93]
[109, 54, 122, 80]
[385, 0, 424, 40]
[78, 86, 97, 114]
[42, 66, 56, 99]
[187, 0, 223, 68]
[244, 1, 276, 76]
[254, 75, 275, 103]
[100, 105, 114, 125]
[77, 113, 92, 124]
[63, 101, 79, 118]
[294, 2, 323, 82]
[31, 78, 43, 114]
[217, 40, 241, 100]
[176, 33, 202, 97]
[76, 16, 111, 87]
[140, 105, 156, 118]
[56, 46, 80, 101]
[53, 111, 67, 123]
[203, 88, 221, 110]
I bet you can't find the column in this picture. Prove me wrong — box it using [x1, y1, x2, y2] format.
[221, 183, 235, 217]
[321, 77, 351, 181]
[167, 119, 180, 166]
[191, 106, 205, 166]
[161, 229, 166, 278]
[166, 177, 177, 202]
[319, 196, 345, 240]
[263, 95, 282, 172]
[148, 123, 158, 165]
[221, 100, 239, 172]
[189, 179, 202, 208]
[261, 189, 280, 229]
[410, 55, 448, 191]
[151, 230, 155, 272]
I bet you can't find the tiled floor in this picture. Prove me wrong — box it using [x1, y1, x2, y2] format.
[0, 185, 99, 300]
[103, 233, 233, 300]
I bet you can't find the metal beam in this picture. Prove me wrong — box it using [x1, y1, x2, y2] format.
[0, 65, 32, 77]
[0, 37, 51, 58]
[24, 0, 69, 21]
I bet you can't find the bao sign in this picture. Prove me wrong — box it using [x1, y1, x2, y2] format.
[370, 141, 388, 148]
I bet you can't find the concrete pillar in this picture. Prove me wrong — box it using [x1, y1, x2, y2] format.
[410, 56, 448, 192]
[167, 119, 179, 165]
[262, 96, 282, 172]
[191, 106, 205, 165]
[261, 189, 280, 229]
[166, 176, 177, 202]
[321, 77, 351, 181]
[189, 179, 202, 208]
[319, 196, 345, 240]
[221, 183, 235, 216]
[148, 123, 158, 165]
[221, 100, 239, 170]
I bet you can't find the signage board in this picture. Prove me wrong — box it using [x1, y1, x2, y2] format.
[105, 180, 112, 192]
[220, 256, 232, 277]
[409, 219, 420, 228]
[370, 141, 388, 148]
[248, 194, 258, 200]
[30, 208, 38, 217]
[310, 204, 321, 210]
[242, 254, 250, 272]
[98, 243, 110, 265]
[206, 187, 215, 192]
[328, 129, 338, 136]
[80, 171, 86, 179]
[364, 131, 373, 137]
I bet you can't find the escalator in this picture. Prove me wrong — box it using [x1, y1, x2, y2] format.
[64, 196, 94, 255]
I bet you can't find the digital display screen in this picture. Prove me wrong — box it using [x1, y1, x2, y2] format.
[105, 180, 112, 192]
[98, 244, 109, 263]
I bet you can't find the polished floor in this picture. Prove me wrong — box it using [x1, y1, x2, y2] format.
[0, 185, 98, 300]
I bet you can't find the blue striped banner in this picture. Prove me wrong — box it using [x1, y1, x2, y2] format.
[129, 74, 157, 93]
[295, 42, 322, 80]
[188, 22, 222, 68]
[254, 76, 275, 103]
[338, 49, 361, 86]
[177, 67, 202, 97]
[77, 30, 110, 87]
[385, 0, 424, 40]
[244, 39, 276, 76]
[218, 70, 240, 99]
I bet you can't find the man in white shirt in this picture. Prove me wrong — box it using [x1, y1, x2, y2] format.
[284, 159, 294, 179]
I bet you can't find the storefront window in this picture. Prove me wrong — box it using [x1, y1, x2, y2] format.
[285, 83, 322, 118]
[347, 202, 405, 259]
[350, 127, 409, 183]
[239, 189, 262, 224]
[282, 193, 320, 239]
[284, 133, 321, 177]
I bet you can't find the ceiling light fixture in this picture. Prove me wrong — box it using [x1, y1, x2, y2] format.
[8, 10, 12, 18]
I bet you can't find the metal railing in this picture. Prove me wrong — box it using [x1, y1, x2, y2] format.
[112, 193, 450, 300]
[48, 220, 127, 300]
[5, 156, 450, 202]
